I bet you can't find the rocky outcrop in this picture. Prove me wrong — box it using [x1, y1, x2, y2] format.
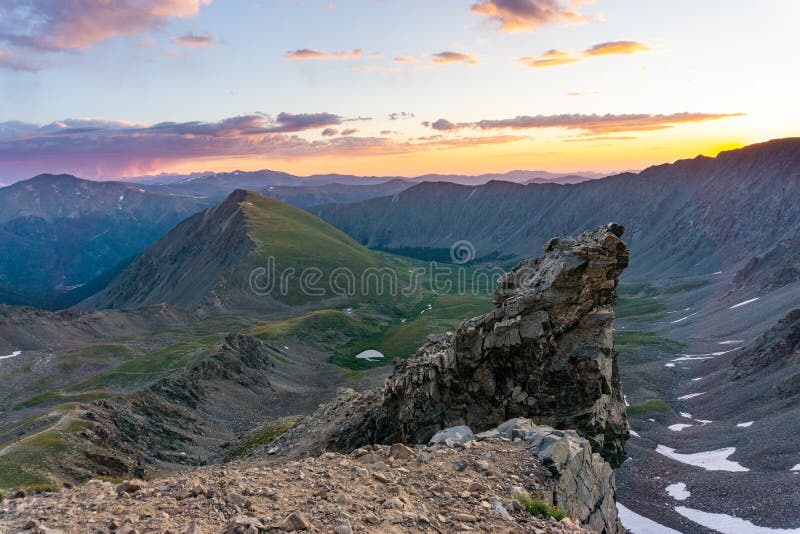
[492, 419, 622, 533]
[295, 224, 629, 466]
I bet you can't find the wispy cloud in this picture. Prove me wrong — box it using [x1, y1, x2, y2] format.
[424, 112, 746, 134]
[432, 51, 478, 65]
[518, 49, 578, 68]
[583, 40, 649, 56]
[0, 0, 212, 52]
[172, 32, 217, 48]
[0, 48, 37, 71]
[471, 0, 591, 32]
[321, 128, 339, 137]
[285, 48, 362, 61]
[389, 112, 415, 120]
[394, 56, 417, 64]
[519, 40, 649, 68]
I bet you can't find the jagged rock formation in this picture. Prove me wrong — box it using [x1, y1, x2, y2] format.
[277, 224, 630, 467]
[341, 224, 628, 465]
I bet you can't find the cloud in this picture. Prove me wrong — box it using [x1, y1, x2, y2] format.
[0, 0, 212, 51]
[0, 115, 533, 180]
[424, 112, 745, 134]
[389, 112, 415, 120]
[0, 114, 348, 179]
[518, 41, 649, 69]
[394, 56, 417, 64]
[267, 112, 343, 133]
[172, 32, 216, 47]
[0, 48, 37, 71]
[321, 128, 339, 137]
[583, 41, 649, 56]
[284, 48, 362, 61]
[518, 49, 578, 68]
[432, 51, 478, 65]
[429, 119, 462, 131]
[470, 0, 590, 32]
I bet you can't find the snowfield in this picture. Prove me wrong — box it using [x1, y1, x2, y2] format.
[655, 445, 749, 472]
[675, 506, 800, 533]
[617, 503, 682, 534]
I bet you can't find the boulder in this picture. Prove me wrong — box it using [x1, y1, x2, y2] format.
[428, 426, 475, 447]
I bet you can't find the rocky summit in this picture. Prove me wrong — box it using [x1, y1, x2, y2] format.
[0, 419, 619, 533]
[275, 224, 630, 467]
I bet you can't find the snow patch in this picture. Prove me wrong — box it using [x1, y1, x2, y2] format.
[670, 312, 697, 324]
[665, 482, 690, 501]
[729, 298, 759, 309]
[718, 340, 744, 345]
[680, 412, 692, 419]
[695, 419, 713, 425]
[675, 506, 800, 533]
[0, 350, 22, 361]
[668, 424, 693, 432]
[664, 363, 676, 368]
[616, 503, 682, 534]
[624, 394, 630, 407]
[691, 377, 704, 381]
[678, 392, 704, 400]
[790, 464, 800, 472]
[656, 445, 749, 472]
[672, 355, 714, 362]
[355, 349, 385, 362]
[737, 421, 754, 428]
[630, 429, 641, 438]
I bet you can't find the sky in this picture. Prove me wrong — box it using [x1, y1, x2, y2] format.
[0, 0, 798, 182]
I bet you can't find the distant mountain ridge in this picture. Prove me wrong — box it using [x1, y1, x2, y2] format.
[311, 138, 800, 282]
[0, 174, 208, 304]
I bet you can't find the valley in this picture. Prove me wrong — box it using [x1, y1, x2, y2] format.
[0, 140, 798, 533]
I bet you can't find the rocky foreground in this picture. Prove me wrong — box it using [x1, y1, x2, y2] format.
[0, 419, 617, 533]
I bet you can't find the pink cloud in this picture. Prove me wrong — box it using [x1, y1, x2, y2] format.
[0, 114, 529, 180]
[0, 0, 212, 51]
[0, 48, 37, 71]
[425, 112, 746, 134]
[432, 51, 478, 65]
[583, 41, 649, 56]
[285, 48, 362, 61]
[172, 32, 217, 47]
[470, 0, 590, 32]
[518, 49, 579, 68]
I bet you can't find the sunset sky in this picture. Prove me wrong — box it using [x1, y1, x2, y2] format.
[0, 0, 798, 181]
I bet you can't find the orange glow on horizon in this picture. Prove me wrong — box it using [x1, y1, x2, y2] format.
[158, 133, 753, 179]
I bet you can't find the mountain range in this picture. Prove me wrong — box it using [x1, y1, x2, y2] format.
[312, 138, 800, 282]
[0, 139, 799, 532]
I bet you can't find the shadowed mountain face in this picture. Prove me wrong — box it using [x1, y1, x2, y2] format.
[0, 174, 208, 306]
[311, 138, 800, 283]
[79, 189, 388, 314]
